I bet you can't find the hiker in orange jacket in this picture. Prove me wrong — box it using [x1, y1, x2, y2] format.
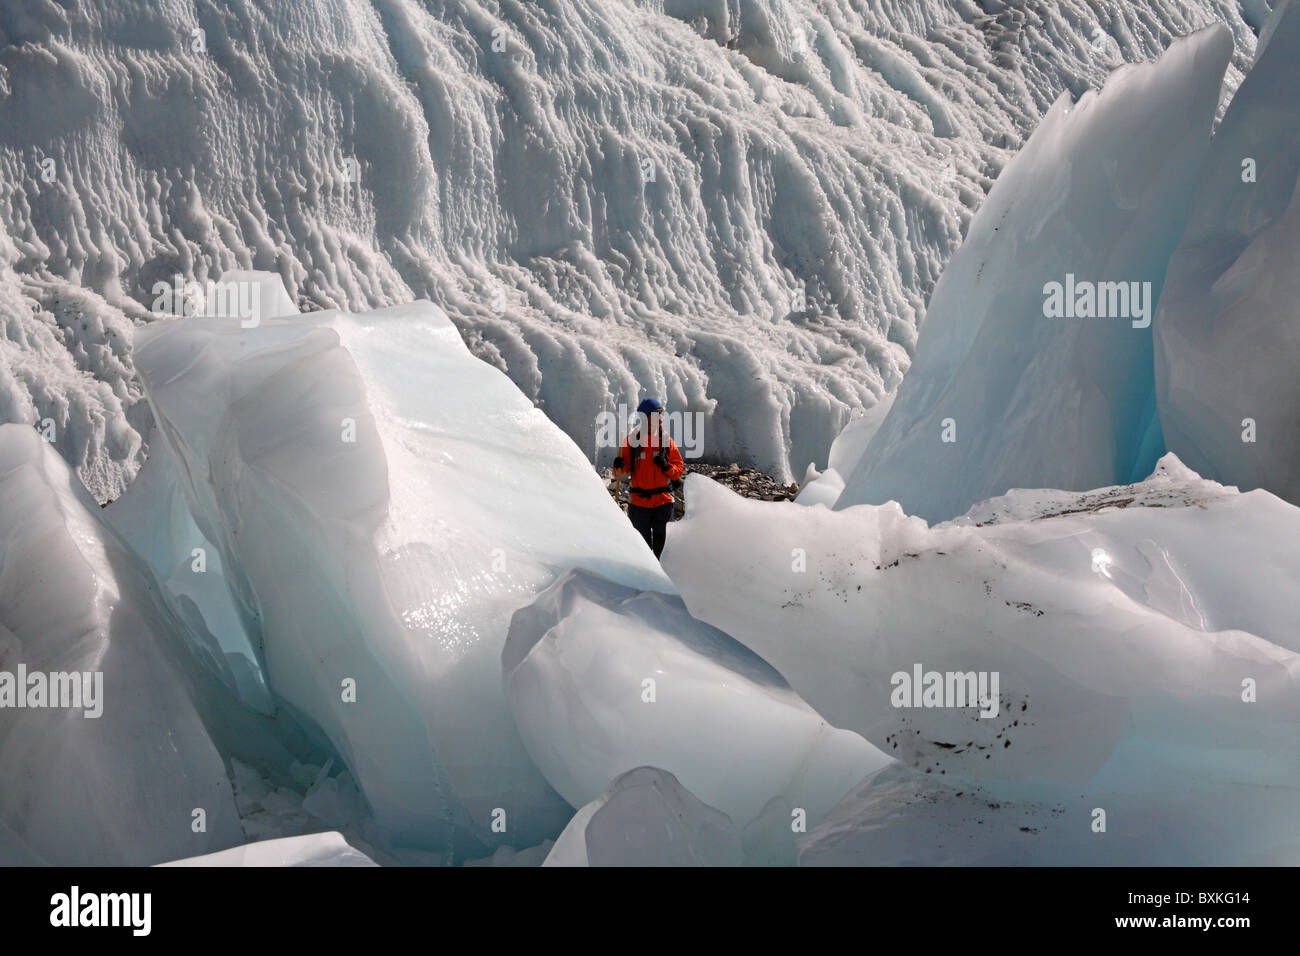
[614, 398, 685, 558]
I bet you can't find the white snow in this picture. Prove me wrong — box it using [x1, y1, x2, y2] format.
[0, 224, 146, 503]
[1154, 0, 1300, 507]
[503, 567, 889, 833]
[0, 1, 1262, 488]
[835, 25, 1234, 521]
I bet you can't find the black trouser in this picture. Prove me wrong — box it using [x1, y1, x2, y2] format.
[628, 501, 674, 558]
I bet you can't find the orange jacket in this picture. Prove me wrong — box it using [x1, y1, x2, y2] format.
[616, 429, 685, 508]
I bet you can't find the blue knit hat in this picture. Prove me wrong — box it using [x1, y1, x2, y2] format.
[636, 397, 663, 415]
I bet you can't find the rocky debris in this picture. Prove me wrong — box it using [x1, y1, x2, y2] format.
[601, 462, 799, 516]
[689, 463, 801, 502]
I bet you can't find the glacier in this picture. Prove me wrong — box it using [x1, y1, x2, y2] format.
[793, 388, 893, 505]
[130, 292, 676, 854]
[835, 24, 1233, 522]
[158, 830, 378, 867]
[797, 759, 1300, 865]
[0, 0, 1264, 494]
[102, 428, 274, 715]
[542, 766, 743, 867]
[1154, 0, 1300, 507]
[503, 567, 889, 834]
[0, 1, 1295, 869]
[0, 424, 243, 865]
[663, 457, 1300, 863]
[116, 280, 891, 863]
[3, 267, 901, 864]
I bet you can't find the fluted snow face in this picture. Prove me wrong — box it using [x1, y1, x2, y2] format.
[0, 0, 1263, 494]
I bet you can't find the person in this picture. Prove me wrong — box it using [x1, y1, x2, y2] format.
[613, 398, 685, 558]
